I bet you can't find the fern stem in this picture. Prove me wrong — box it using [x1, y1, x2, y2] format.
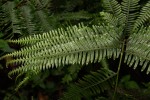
[112, 40, 125, 100]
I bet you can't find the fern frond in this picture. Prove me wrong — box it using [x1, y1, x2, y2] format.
[121, 0, 140, 34]
[125, 27, 150, 74]
[100, 12, 118, 27]
[102, 0, 125, 26]
[4, 24, 120, 56]
[20, 5, 36, 35]
[14, 69, 40, 91]
[0, 0, 55, 38]
[102, 0, 121, 17]
[100, 12, 124, 34]
[133, 1, 150, 30]
[2, 1, 21, 34]
[5, 24, 121, 75]
[62, 69, 116, 100]
[0, 7, 7, 34]
[7, 23, 89, 45]
[15, 76, 29, 91]
[35, 10, 53, 32]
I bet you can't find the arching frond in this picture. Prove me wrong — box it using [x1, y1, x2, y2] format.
[133, 1, 150, 30]
[35, 10, 54, 32]
[102, 0, 121, 17]
[14, 69, 40, 91]
[121, 0, 140, 34]
[102, 0, 125, 26]
[100, 12, 124, 34]
[2, 1, 21, 35]
[15, 76, 29, 91]
[4, 24, 120, 56]
[20, 5, 36, 35]
[125, 27, 150, 74]
[61, 69, 116, 100]
[5, 24, 121, 75]
[100, 12, 118, 27]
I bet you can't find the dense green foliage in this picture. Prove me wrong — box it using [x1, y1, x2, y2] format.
[0, 0, 150, 100]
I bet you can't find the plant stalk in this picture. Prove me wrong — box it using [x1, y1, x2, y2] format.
[112, 40, 125, 100]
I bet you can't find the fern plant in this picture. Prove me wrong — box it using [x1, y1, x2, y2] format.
[0, 0, 150, 99]
[0, 0, 91, 37]
[62, 68, 117, 100]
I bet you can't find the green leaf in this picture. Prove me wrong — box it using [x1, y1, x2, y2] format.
[0, 39, 8, 49]
[0, 39, 15, 52]
[62, 74, 73, 83]
[125, 81, 139, 89]
[0, 32, 3, 38]
[120, 75, 140, 89]
[120, 75, 130, 83]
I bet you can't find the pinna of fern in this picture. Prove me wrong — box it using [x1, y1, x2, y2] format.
[0, 0, 150, 76]
[61, 68, 117, 100]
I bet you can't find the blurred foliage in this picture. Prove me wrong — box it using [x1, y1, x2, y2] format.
[0, 32, 15, 99]
[119, 75, 140, 89]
